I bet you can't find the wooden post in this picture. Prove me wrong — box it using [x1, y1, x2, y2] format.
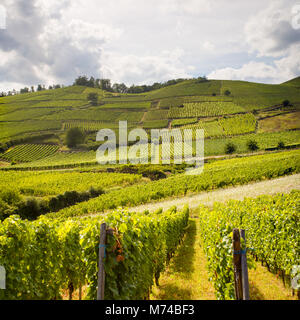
[79, 283, 82, 300]
[97, 223, 107, 300]
[232, 228, 243, 300]
[240, 229, 250, 300]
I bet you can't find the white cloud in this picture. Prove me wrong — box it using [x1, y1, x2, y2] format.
[208, 0, 300, 83]
[244, 0, 300, 57]
[159, 0, 213, 16]
[202, 41, 215, 52]
[208, 44, 300, 83]
[101, 49, 193, 85]
[0, 0, 299, 90]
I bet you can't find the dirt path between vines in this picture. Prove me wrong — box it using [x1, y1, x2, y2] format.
[128, 173, 300, 213]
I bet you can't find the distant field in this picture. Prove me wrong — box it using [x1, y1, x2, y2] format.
[258, 111, 300, 133]
[180, 113, 257, 138]
[100, 101, 151, 109]
[0, 120, 61, 141]
[204, 130, 300, 155]
[168, 102, 245, 118]
[145, 80, 222, 99]
[144, 109, 169, 121]
[0, 170, 143, 196]
[221, 80, 300, 110]
[0, 144, 59, 163]
[7, 150, 97, 169]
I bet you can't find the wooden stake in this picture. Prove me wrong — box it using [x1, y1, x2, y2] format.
[97, 223, 107, 300]
[79, 283, 82, 300]
[240, 229, 250, 300]
[233, 228, 243, 300]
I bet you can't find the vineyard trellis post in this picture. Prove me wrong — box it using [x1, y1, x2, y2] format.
[232, 228, 250, 300]
[97, 223, 107, 300]
[232, 228, 243, 300]
[240, 229, 250, 300]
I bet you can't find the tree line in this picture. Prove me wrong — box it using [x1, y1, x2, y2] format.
[72, 75, 208, 94]
[0, 75, 208, 97]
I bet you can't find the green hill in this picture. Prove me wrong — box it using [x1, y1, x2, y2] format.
[281, 76, 300, 87]
[0, 78, 299, 167]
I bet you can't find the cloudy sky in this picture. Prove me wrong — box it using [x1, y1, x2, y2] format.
[0, 0, 299, 91]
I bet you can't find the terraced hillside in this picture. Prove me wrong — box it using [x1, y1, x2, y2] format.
[0, 77, 299, 168]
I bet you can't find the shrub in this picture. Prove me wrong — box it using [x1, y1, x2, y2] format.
[87, 93, 98, 106]
[225, 142, 236, 154]
[224, 90, 231, 96]
[282, 100, 290, 107]
[277, 141, 285, 149]
[247, 140, 259, 152]
[65, 128, 85, 148]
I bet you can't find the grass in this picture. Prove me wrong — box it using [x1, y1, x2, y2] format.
[151, 214, 298, 300]
[248, 262, 297, 300]
[151, 219, 215, 300]
[221, 80, 300, 110]
[258, 111, 300, 133]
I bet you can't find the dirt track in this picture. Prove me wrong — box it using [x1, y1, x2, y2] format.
[127, 173, 300, 212]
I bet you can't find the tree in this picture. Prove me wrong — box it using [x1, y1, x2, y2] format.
[87, 92, 98, 106]
[247, 140, 259, 152]
[65, 128, 85, 148]
[99, 79, 112, 91]
[277, 141, 285, 149]
[282, 100, 290, 107]
[31, 86, 35, 93]
[225, 142, 236, 154]
[224, 90, 231, 96]
[20, 87, 29, 94]
[37, 84, 43, 91]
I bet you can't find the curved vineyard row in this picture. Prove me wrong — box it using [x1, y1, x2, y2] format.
[0, 144, 59, 163]
[46, 150, 300, 219]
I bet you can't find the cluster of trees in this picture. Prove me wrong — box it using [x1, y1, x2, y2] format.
[225, 140, 287, 154]
[73, 75, 208, 94]
[0, 84, 63, 97]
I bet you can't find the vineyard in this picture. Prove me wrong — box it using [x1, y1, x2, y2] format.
[168, 102, 245, 118]
[0, 77, 299, 301]
[198, 191, 300, 299]
[45, 150, 300, 219]
[0, 171, 143, 196]
[0, 144, 59, 163]
[0, 206, 189, 299]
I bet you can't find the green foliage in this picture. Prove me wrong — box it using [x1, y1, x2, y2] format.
[168, 102, 244, 118]
[247, 140, 259, 151]
[65, 128, 85, 148]
[0, 144, 59, 163]
[225, 142, 236, 154]
[278, 141, 285, 149]
[0, 171, 142, 196]
[172, 118, 198, 127]
[198, 191, 300, 299]
[46, 150, 300, 219]
[0, 206, 189, 299]
[87, 93, 98, 106]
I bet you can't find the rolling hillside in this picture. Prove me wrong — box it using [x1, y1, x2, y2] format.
[0, 77, 299, 167]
